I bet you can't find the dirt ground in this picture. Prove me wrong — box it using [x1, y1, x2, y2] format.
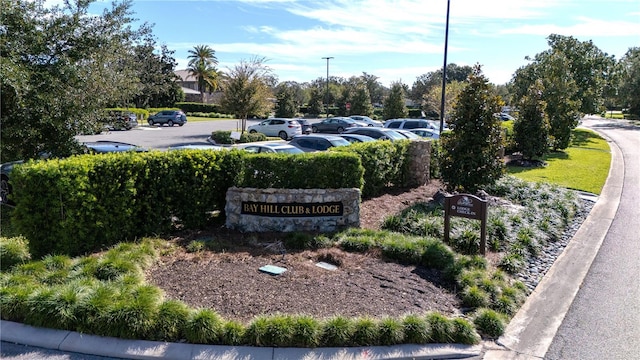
[146, 181, 464, 324]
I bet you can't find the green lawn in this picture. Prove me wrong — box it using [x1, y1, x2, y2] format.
[507, 128, 610, 195]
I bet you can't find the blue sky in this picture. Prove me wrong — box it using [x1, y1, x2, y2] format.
[87, 0, 639, 87]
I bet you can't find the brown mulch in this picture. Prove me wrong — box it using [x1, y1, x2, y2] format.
[146, 180, 463, 324]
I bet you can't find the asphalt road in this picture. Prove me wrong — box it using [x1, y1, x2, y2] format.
[544, 117, 640, 359]
[75, 119, 258, 150]
[75, 118, 325, 150]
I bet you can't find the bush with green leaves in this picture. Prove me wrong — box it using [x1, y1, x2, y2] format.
[440, 65, 505, 192]
[0, 236, 31, 270]
[514, 80, 550, 160]
[210, 130, 267, 144]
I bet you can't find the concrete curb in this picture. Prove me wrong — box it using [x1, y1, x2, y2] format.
[1, 320, 482, 359]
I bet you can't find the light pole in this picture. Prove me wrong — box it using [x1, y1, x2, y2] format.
[322, 57, 333, 118]
[439, 0, 450, 133]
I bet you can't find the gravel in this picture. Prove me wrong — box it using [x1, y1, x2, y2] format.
[516, 197, 595, 293]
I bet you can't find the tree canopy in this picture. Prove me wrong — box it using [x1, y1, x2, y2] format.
[0, 0, 174, 162]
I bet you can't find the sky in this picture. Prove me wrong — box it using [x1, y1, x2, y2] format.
[85, 0, 639, 87]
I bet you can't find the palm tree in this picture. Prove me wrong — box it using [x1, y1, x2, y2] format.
[187, 45, 219, 103]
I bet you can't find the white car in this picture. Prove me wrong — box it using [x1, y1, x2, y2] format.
[247, 118, 302, 140]
[409, 128, 440, 139]
[349, 115, 383, 127]
[237, 142, 304, 154]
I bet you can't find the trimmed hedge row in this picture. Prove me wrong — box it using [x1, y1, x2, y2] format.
[332, 140, 412, 198]
[10, 150, 362, 258]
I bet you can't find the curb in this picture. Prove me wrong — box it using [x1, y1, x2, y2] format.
[1, 320, 482, 360]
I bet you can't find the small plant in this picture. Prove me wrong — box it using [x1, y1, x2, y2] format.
[186, 240, 206, 253]
[451, 318, 481, 344]
[151, 300, 190, 342]
[378, 317, 405, 345]
[498, 253, 525, 274]
[221, 320, 246, 345]
[320, 316, 354, 347]
[402, 314, 430, 344]
[352, 317, 379, 346]
[473, 309, 507, 338]
[461, 285, 490, 308]
[0, 236, 31, 270]
[427, 312, 454, 343]
[184, 309, 223, 344]
[290, 315, 321, 348]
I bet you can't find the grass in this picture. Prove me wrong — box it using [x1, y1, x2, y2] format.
[187, 116, 237, 122]
[507, 128, 610, 194]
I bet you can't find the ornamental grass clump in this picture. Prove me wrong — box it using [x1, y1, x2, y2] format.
[320, 316, 354, 347]
[150, 299, 190, 342]
[473, 309, 507, 339]
[402, 314, 430, 344]
[378, 317, 405, 345]
[0, 236, 31, 270]
[352, 317, 379, 346]
[184, 308, 224, 344]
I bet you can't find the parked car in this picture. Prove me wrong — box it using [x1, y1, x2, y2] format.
[1, 141, 146, 205]
[297, 119, 312, 134]
[288, 134, 351, 152]
[496, 113, 515, 121]
[248, 118, 302, 140]
[168, 144, 227, 151]
[349, 115, 383, 127]
[384, 118, 445, 131]
[337, 133, 376, 143]
[148, 110, 187, 127]
[394, 129, 423, 140]
[82, 141, 147, 153]
[342, 127, 407, 141]
[105, 112, 138, 131]
[409, 128, 441, 139]
[311, 117, 362, 133]
[237, 142, 304, 154]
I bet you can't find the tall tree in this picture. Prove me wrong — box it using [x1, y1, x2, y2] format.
[383, 81, 408, 120]
[514, 80, 550, 160]
[1, 0, 149, 162]
[441, 65, 504, 192]
[220, 57, 274, 132]
[349, 83, 374, 116]
[360, 72, 385, 106]
[618, 47, 640, 116]
[131, 43, 183, 108]
[410, 64, 473, 103]
[187, 44, 219, 103]
[274, 82, 300, 118]
[422, 81, 465, 120]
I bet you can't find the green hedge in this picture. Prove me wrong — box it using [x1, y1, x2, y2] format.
[9, 150, 364, 258]
[238, 152, 363, 189]
[332, 140, 411, 198]
[175, 102, 221, 113]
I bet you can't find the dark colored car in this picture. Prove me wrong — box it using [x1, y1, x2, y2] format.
[311, 117, 362, 133]
[297, 119, 312, 134]
[148, 110, 187, 127]
[342, 127, 407, 141]
[288, 134, 351, 152]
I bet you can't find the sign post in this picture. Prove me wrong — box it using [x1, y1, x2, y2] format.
[444, 194, 488, 255]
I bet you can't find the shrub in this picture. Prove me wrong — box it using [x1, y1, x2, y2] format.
[221, 320, 246, 345]
[352, 317, 379, 346]
[440, 66, 505, 192]
[151, 300, 190, 342]
[461, 285, 490, 308]
[378, 317, 405, 345]
[0, 236, 31, 270]
[473, 309, 507, 338]
[320, 316, 354, 347]
[402, 314, 430, 344]
[290, 315, 321, 348]
[427, 312, 454, 343]
[451, 318, 481, 344]
[184, 309, 223, 344]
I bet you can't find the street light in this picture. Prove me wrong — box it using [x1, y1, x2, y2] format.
[439, 0, 450, 133]
[322, 57, 333, 118]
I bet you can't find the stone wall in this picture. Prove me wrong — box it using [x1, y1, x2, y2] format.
[405, 140, 431, 188]
[225, 187, 361, 232]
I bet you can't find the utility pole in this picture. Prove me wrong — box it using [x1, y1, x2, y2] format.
[322, 57, 333, 119]
[439, 0, 451, 133]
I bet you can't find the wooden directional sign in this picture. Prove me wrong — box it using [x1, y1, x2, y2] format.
[444, 194, 488, 255]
